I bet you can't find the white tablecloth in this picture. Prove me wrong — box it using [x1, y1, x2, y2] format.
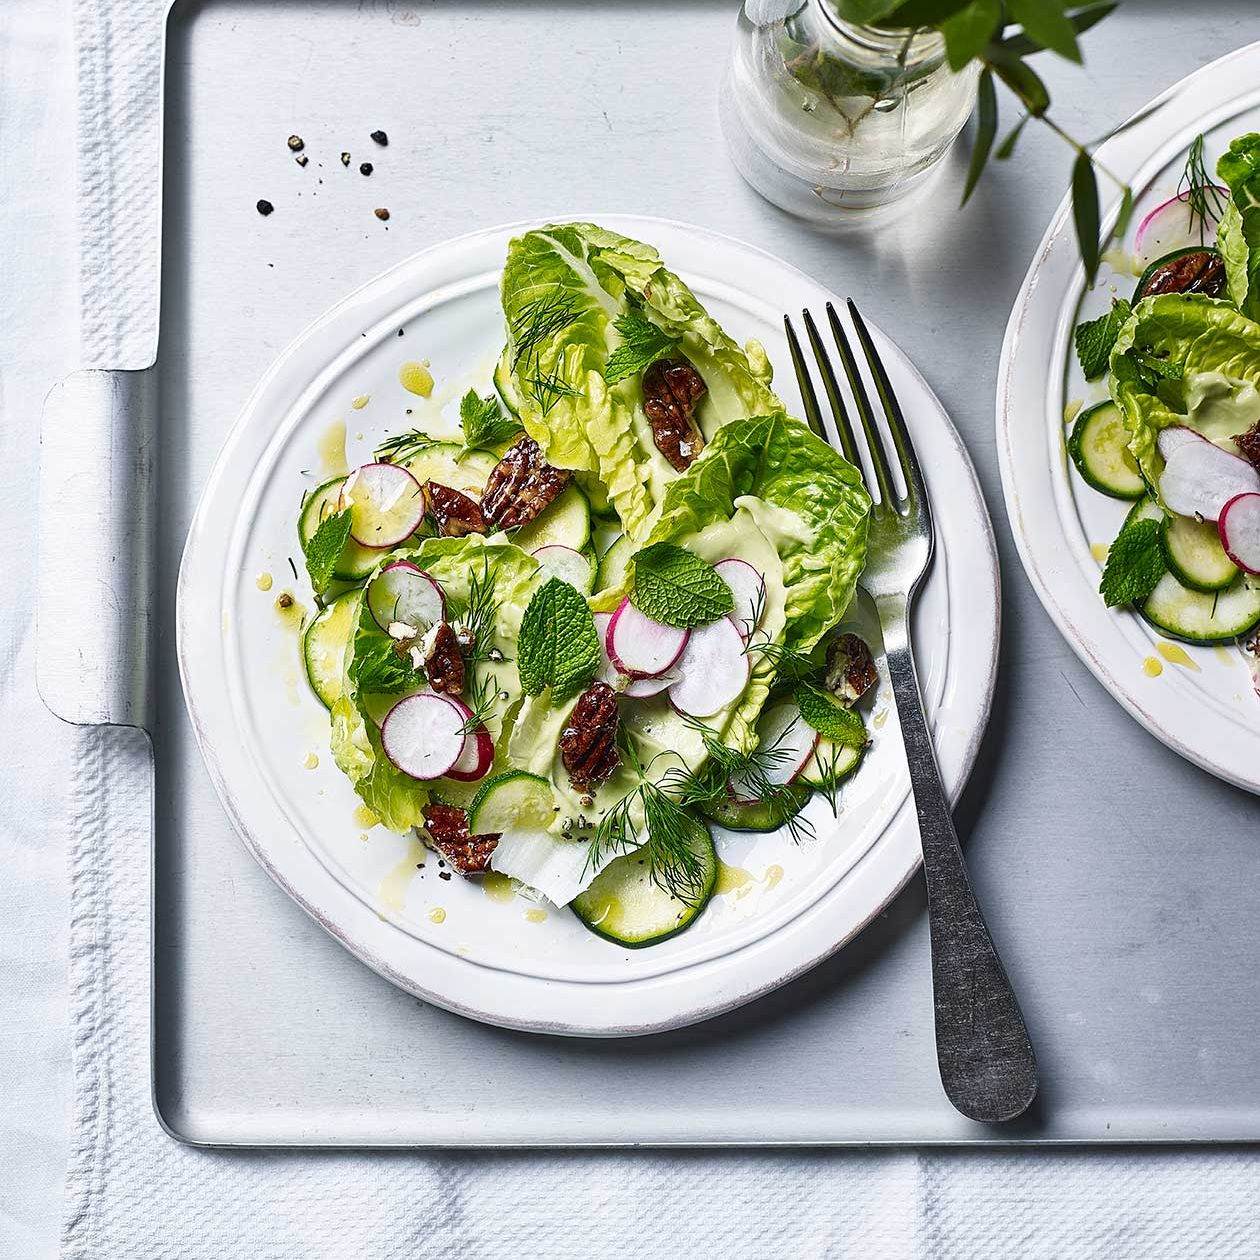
[5, 1, 1260, 1255]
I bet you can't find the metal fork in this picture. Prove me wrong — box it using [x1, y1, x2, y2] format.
[786, 300, 1038, 1125]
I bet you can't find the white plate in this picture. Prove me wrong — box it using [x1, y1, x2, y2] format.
[178, 215, 998, 1036]
[997, 44, 1260, 797]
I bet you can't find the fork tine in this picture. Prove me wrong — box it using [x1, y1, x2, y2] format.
[802, 309, 862, 469]
[846, 299, 927, 509]
[784, 315, 827, 441]
[826, 302, 896, 508]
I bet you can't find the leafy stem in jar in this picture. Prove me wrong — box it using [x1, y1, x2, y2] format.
[824, 0, 1131, 282]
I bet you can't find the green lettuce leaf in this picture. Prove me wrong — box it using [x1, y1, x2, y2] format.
[635, 414, 870, 750]
[1217, 134, 1260, 320]
[499, 222, 785, 535]
[1109, 294, 1260, 499]
[329, 535, 542, 833]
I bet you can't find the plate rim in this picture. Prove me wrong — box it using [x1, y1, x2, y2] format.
[178, 213, 1000, 1035]
[996, 42, 1260, 798]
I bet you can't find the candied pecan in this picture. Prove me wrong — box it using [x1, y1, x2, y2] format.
[1235, 420, 1260, 474]
[421, 804, 499, 876]
[642, 358, 706, 472]
[1139, 250, 1227, 299]
[421, 621, 465, 696]
[480, 436, 571, 529]
[824, 633, 878, 707]
[559, 681, 620, 790]
[425, 481, 487, 537]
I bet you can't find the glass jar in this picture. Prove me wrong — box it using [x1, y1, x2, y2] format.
[720, 0, 980, 222]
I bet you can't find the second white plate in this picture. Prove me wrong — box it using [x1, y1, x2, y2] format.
[178, 215, 999, 1035]
[998, 43, 1260, 796]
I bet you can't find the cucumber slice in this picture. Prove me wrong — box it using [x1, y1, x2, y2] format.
[1161, 513, 1238, 593]
[572, 830, 717, 948]
[301, 591, 359, 709]
[697, 784, 810, 833]
[298, 478, 380, 581]
[493, 354, 522, 420]
[1140, 571, 1260, 644]
[400, 442, 497, 497]
[595, 532, 633, 591]
[1125, 497, 1163, 528]
[799, 739, 864, 789]
[468, 770, 555, 833]
[512, 482, 591, 552]
[1069, 402, 1144, 500]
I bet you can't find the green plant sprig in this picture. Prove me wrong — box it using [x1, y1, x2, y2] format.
[830, 0, 1131, 282]
[1177, 133, 1229, 247]
[585, 737, 713, 904]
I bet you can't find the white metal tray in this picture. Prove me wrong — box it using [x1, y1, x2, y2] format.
[38, 0, 1260, 1145]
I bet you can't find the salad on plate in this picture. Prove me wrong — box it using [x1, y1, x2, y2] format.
[296, 222, 877, 948]
[1069, 132, 1260, 677]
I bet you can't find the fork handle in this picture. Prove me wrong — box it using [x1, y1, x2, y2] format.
[881, 612, 1038, 1124]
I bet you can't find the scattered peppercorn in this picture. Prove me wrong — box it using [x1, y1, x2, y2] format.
[276, 592, 294, 609]
[438, 870, 452, 881]
[256, 199, 274, 216]
[340, 152, 351, 167]
[294, 154, 309, 168]
[374, 207, 390, 221]
[371, 130, 389, 146]
[287, 135, 304, 152]
[359, 162, 373, 176]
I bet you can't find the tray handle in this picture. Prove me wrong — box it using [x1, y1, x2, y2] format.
[37, 369, 156, 729]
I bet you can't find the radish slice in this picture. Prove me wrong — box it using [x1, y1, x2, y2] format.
[439, 696, 495, 782]
[1218, 493, 1260, 575]
[730, 701, 818, 802]
[714, 558, 766, 641]
[366, 561, 445, 632]
[1157, 424, 1203, 459]
[606, 598, 689, 677]
[532, 544, 594, 593]
[380, 692, 466, 780]
[1158, 427, 1260, 522]
[1134, 189, 1228, 266]
[594, 612, 678, 697]
[667, 616, 750, 718]
[339, 462, 426, 548]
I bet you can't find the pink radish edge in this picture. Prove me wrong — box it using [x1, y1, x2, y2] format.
[380, 692, 467, 780]
[367, 561, 446, 632]
[713, 558, 766, 641]
[438, 695, 495, 782]
[606, 598, 690, 678]
[340, 461, 426, 549]
[594, 611, 678, 698]
[1219, 493, 1260, 575]
[1158, 426, 1260, 522]
[1134, 189, 1228, 257]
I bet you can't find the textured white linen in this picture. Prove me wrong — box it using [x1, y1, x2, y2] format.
[4, 0, 1260, 1256]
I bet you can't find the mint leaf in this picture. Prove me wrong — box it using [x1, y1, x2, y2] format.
[459, 389, 521, 453]
[350, 638, 424, 694]
[1074, 299, 1131, 380]
[517, 577, 601, 701]
[604, 312, 679, 386]
[629, 543, 734, 629]
[1115, 346, 1184, 392]
[303, 507, 352, 595]
[794, 683, 868, 749]
[1099, 515, 1166, 607]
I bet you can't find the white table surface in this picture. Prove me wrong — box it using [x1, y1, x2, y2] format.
[5, 0, 1260, 1255]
